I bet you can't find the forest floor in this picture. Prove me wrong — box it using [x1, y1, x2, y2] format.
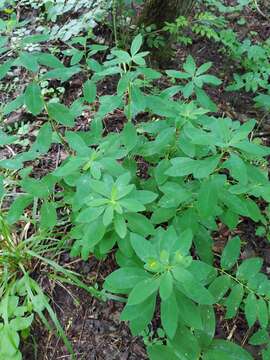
[1, 1, 270, 359]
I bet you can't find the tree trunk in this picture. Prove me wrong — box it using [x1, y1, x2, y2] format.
[137, 0, 195, 66]
[138, 0, 195, 29]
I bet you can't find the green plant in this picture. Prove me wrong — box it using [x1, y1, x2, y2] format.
[166, 55, 221, 111]
[1, 1, 270, 356]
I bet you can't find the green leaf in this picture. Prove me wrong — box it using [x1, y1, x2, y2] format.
[81, 219, 106, 259]
[7, 195, 33, 224]
[176, 291, 203, 330]
[3, 94, 25, 115]
[257, 298, 268, 328]
[183, 55, 196, 75]
[122, 122, 138, 151]
[31, 123, 52, 154]
[77, 206, 105, 223]
[104, 267, 150, 292]
[159, 272, 173, 301]
[10, 315, 34, 331]
[131, 34, 143, 57]
[249, 329, 269, 346]
[37, 53, 64, 68]
[130, 233, 156, 263]
[119, 198, 145, 212]
[170, 325, 201, 360]
[40, 201, 57, 229]
[129, 295, 156, 335]
[125, 213, 155, 236]
[173, 267, 214, 305]
[148, 345, 179, 360]
[204, 339, 253, 360]
[83, 80, 97, 104]
[161, 292, 178, 339]
[223, 154, 248, 185]
[197, 178, 218, 218]
[195, 87, 217, 112]
[127, 278, 159, 305]
[224, 284, 244, 319]
[43, 66, 81, 82]
[194, 155, 221, 179]
[209, 275, 231, 302]
[195, 306, 216, 349]
[47, 102, 75, 127]
[24, 83, 43, 115]
[166, 157, 195, 177]
[0, 325, 20, 355]
[54, 157, 86, 177]
[221, 237, 241, 270]
[244, 293, 257, 328]
[114, 213, 127, 238]
[103, 205, 114, 226]
[19, 52, 39, 72]
[236, 258, 263, 282]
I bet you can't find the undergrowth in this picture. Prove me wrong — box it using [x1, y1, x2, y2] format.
[0, 0, 270, 359]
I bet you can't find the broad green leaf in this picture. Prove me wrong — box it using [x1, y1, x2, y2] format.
[127, 278, 159, 305]
[47, 102, 75, 127]
[54, 157, 86, 177]
[221, 237, 241, 270]
[195, 87, 217, 112]
[83, 80, 97, 103]
[193, 155, 221, 179]
[197, 178, 218, 218]
[159, 272, 173, 301]
[81, 219, 106, 256]
[129, 294, 156, 335]
[244, 293, 257, 328]
[236, 257, 263, 282]
[24, 83, 43, 115]
[40, 201, 57, 229]
[204, 339, 253, 360]
[148, 345, 179, 360]
[176, 291, 203, 330]
[76, 206, 105, 223]
[31, 123, 52, 154]
[19, 52, 39, 72]
[7, 195, 33, 224]
[131, 34, 143, 57]
[173, 267, 214, 305]
[257, 298, 268, 328]
[249, 329, 269, 346]
[170, 325, 201, 360]
[161, 292, 178, 338]
[125, 213, 155, 236]
[114, 213, 127, 238]
[183, 55, 196, 75]
[130, 233, 156, 263]
[10, 315, 34, 331]
[195, 306, 216, 349]
[43, 66, 81, 82]
[224, 284, 244, 319]
[223, 154, 248, 185]
[37, 53, 64, 68]
[209, 275, 231, 302]
[104, 267, 150, 292]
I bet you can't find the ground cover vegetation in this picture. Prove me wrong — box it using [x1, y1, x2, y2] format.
[0, 0, 270, 359]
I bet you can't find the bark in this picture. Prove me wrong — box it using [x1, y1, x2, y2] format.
[138, 0, 195, 29]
